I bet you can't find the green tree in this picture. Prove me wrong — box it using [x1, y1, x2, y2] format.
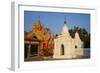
[69, 26, 90, 48]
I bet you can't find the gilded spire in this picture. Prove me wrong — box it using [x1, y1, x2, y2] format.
[39, 16, 40, 21]
[37, 16, 41, 24]
[32, 16, 42, 31]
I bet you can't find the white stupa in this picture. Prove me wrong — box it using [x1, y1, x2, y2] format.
[53, 18, 84, 59]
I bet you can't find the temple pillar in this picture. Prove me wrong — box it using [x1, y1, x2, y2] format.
[28, 44, 31, 58]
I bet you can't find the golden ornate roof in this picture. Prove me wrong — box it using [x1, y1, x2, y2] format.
[26, 19, 54, 42]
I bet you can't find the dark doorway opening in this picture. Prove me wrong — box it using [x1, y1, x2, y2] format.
[61, 44, 64, 55]
[30, 44, 39, 57]
[24, 44, 28, 59]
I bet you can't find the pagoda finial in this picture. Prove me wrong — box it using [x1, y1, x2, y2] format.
[39, 16, 40, 20]
[38, 16, 40, 22]
[64, 17, 67, 24]
[38, 16, 41, 24]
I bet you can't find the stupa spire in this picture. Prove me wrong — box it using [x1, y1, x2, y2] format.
[64, 17, 67, 24]
[61, 17, 69, 35]
[60, 17, 71, 39]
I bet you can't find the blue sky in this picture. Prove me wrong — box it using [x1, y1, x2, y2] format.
[24, 11, 90, 35]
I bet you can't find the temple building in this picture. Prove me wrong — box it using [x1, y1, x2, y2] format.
[24, 18, 54, 59]
[24, 17, 84, 60]
[53, 19, 84, 59]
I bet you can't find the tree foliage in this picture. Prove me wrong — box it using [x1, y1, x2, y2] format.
[69, 26, 90, 48]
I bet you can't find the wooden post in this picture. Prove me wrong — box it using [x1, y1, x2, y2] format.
[28, 44, 31, 58]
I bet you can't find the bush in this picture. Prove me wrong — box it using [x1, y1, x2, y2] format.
[42, 48, 53, 57]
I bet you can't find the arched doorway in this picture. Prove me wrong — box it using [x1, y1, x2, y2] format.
[61, 44, 64, 55]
